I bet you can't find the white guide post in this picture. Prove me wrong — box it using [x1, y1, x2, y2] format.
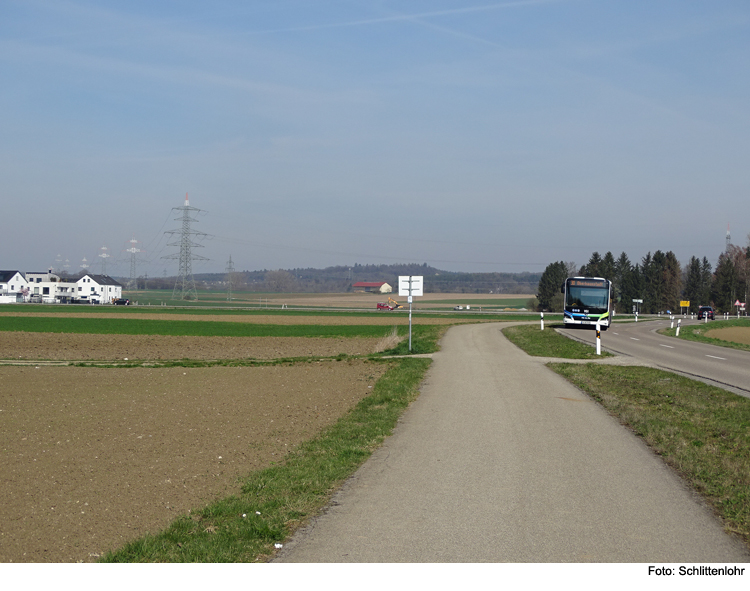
[540, 312, 544, 331]
[595, 320, 601, 355]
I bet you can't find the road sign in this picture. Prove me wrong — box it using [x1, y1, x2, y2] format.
[399, 276, 423, 297]
[632, 299, 643, 304]
[398, 276, 423, 352]
[680, 301, 690, 308]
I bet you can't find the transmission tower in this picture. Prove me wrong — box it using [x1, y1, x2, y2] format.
[125, 237, 142, 289]
[98, 246, 111, 276]
[225, 255, 235, 301]
[163, 193, 210, 301]
[726, 223, 731, 253]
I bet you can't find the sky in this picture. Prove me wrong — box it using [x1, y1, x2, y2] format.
[2, 0, 749, 278]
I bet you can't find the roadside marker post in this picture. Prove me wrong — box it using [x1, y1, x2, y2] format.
[676, 318, 681, 337]
[540, 312, 544, 331]
[399, 276, 424, 352]
[595, 320, 601, 356]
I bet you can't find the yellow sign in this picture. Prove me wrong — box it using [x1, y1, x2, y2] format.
[680, 301, 690, 308]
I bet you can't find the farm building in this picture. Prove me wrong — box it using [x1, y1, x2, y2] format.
[352, 281, 392, 294]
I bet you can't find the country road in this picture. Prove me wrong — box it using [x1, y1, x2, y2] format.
[274, 322, 750, 563]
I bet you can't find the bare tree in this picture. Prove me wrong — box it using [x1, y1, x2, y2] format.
[264, 270, 297, 293]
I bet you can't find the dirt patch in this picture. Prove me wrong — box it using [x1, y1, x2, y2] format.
[706, 326, 750, 346]
[0, 360, 387, 562]
[0, 332, 384, 361]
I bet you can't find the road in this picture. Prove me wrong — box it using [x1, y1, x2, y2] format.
[274, 322, 749, 562]
[562, 317, 750, 398]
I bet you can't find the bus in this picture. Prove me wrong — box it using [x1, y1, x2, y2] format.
[561, 277, 612, 329]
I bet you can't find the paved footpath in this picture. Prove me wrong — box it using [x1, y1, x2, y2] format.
[275, 323, 750, 562]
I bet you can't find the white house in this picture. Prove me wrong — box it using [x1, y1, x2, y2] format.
[76, 274, 123, 303]
[25, 270, 78, 303]
[0, 270, 29, 303]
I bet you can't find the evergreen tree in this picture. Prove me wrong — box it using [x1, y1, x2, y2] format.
[537, 261, 568, 311]
[684, 256, 702, 313]
[700, 257, 713, 307]
[712, 254, 737, 313]
[662, 251, 682, 312]
[614, 252, 635, 313]
[601, 251, 616, 281]
[581, 252, 603, 277]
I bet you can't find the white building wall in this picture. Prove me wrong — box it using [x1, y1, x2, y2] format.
[0, 272, 28, 295]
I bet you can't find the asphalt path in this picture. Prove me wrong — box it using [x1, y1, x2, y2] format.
[274, 322, 749, 562]
[561, 317, 750, 398]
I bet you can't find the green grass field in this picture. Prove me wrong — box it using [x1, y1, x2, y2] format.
[502, 323, 610, 358]
[0, 316, 403, 338]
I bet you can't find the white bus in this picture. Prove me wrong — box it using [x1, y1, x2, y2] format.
[561, 277, 612, 330]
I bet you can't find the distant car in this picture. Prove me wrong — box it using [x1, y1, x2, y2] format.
[114, 298, 130, 306]
[376, 303, 393, 310]
[697, 306, 714, 320]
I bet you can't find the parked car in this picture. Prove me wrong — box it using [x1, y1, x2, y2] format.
[376, 302, 393, 310]
[697, 305, 714, 320]
[114, 298, 130, 306]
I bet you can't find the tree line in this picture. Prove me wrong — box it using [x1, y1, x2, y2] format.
[537, 244, 750, 315]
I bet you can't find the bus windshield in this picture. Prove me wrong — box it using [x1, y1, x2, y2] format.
[565, 284, 609, 312]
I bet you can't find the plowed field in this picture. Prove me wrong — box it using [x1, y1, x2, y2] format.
[0, 311, 402, 562]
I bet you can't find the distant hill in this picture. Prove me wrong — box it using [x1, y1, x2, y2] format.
[187, 263, 540, 294]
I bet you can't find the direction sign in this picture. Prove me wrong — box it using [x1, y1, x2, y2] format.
[399, 275, 423, 297]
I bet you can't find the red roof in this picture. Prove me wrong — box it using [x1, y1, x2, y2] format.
[352, 282, 387, 288]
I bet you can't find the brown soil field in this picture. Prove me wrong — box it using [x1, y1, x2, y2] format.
[0, 302, 502, 562]
[0, 332, 385, 361]
[0, 359, 387, 562]
[125, 291, 532, 310]
[705, 326, 750, 346]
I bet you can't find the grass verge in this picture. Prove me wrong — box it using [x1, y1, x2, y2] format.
[662, 318, 750, 353]
[548, 363, 750, 546]
[502, 323, 612, 358]
[383, 324, 447, 356]
[100, 357, 430, 562]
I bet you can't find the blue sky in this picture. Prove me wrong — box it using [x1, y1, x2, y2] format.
[2, 0, 749, 278]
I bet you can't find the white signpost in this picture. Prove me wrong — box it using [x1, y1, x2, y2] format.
[399, 276, 424, 351]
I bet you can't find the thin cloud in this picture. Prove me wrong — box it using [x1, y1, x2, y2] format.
[245, 0, 567, 35]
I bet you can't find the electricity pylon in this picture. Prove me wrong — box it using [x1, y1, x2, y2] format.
[225, 255, 235, 301]
[98, 246, 111, 276]
[163, 193, 210, 301]
[125, 238, 141, 289]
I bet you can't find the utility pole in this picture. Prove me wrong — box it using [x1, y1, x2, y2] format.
[163, 193, 210, 301]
